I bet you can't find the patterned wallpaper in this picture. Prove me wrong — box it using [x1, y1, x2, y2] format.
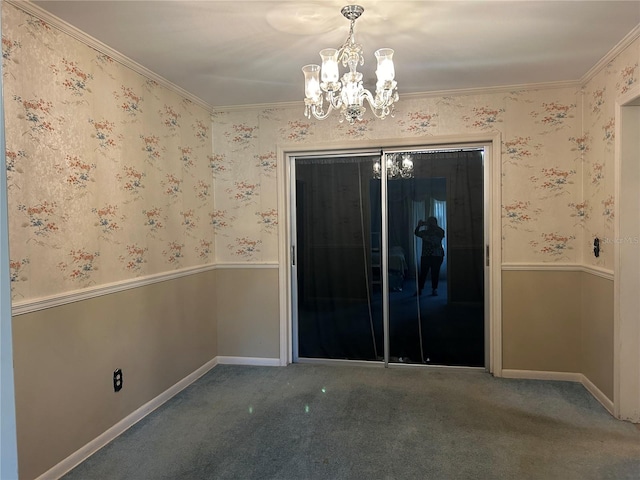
[582, 39, 640, 269]
[211, 39, 638, 270]
[3, 4, 214, 302]
[212, 89, 585, 265]
[2, 2, 638, 303]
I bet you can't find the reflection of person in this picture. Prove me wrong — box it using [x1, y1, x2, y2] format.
[414, 217, 445, 296]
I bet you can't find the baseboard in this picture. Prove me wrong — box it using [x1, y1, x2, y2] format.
[216, 356, 282, 366]
[581, 374, 615, 415]
[36, 357, 218, 480]
[501, 369, 583, 382]
[501, 369, 615, 416]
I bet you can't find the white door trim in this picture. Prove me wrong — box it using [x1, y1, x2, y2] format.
[276, 133, 502, 374]
[614, 84, 640, 422]
[0, 10, 19, 476]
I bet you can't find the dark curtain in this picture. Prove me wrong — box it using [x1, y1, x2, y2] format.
[295, 155, 382, 360]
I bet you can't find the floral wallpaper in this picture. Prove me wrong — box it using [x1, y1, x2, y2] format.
[582, 39, 640, 269]
[3, 2, 637, 303]
[212, 88, 586, 265]
[3, 4, 214, 301]
[211, 38, 639, 271]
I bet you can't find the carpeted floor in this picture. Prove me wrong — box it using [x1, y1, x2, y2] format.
[62, 364, 640, 480]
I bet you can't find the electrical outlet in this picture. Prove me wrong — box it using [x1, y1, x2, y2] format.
[113, 369, 123, 392]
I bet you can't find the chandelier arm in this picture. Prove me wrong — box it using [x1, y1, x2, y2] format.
[308, 102, 335, 121]
[370, 104, 389, 119]
[326, 91, 343, 111]
[363, 89, 389, 119]
[360, 88, 376, 109]
[370, 88, 394, 109]
[364, 89, 397, 119]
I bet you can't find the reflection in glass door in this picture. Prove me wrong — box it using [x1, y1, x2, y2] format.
[292, 148, 485, 367]
[385, 150, 485, 367]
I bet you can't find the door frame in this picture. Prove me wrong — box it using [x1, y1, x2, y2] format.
[288, 149, 382, 363]
[277, 133, 503, 375]
[614, 84, 640, 422]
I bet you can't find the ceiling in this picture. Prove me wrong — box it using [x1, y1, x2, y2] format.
[29, 1, 640, 109]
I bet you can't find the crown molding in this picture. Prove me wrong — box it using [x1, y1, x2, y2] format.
[212, 100, 302, 114]
[6, 0, 213, 111]
[9, 1, 635, 115]
[212, 80, 583, 114]
[399, 80, 582, 100]
[8, 0, 586, 116]
[581, 23, 640, 86]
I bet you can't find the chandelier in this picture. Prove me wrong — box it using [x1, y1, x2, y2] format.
[373, 154, 414, 179]
[302, 5, 399, 125]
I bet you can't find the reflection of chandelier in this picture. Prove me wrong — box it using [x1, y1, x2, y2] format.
[373, 154, 414, 179]
[302, 5, 399, 125]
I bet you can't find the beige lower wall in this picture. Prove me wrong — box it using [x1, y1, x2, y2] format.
[581, 272, 614, 400]
[212, 267, 612, 390]
[215, 267, 280, 359]
[502, 270, 582, 373]
[12, 270, 217, 480]
[502, 269, 614, 402]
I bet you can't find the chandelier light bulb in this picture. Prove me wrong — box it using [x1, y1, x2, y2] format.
[375, 49, 395, 87]
[401, 154, 413, 170]
[320, 49, 340, 85]
[301, 5, 399, 124]
[302, 64, 321, 102]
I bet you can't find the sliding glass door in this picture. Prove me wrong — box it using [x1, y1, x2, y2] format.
[292, 153, 383, 361]
[385, 150, 485, 367]
[291, 147, 485, 367]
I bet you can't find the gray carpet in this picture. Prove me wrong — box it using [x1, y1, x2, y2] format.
[63, 364, 640, 480]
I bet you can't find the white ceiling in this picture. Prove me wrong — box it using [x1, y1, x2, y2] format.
[29, 1, 640, 109]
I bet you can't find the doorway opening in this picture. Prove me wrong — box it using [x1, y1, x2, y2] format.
[614, 86, 640, 422]
[289, 145, 488, 368]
